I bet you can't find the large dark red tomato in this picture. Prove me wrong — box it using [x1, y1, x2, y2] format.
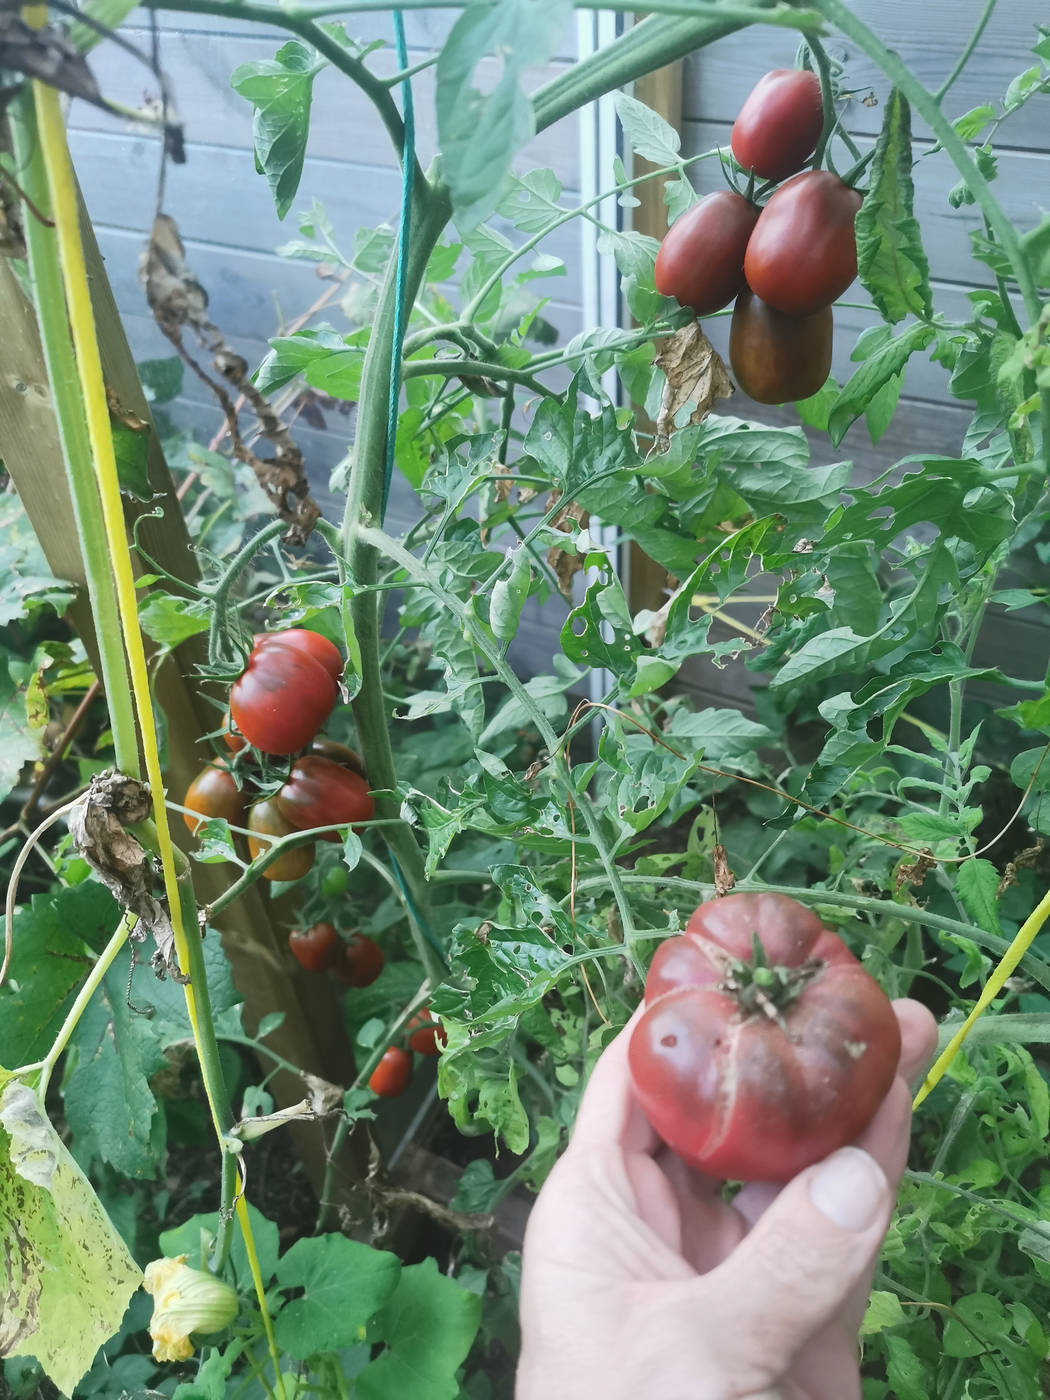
[309, 738, 367, 779]
[654, 191, 760, 316]
[743, 170, 862, 315]
[253, 629, 344, 682]
[289, 922, 341, 973]
[275, 756, 374, 842]
[729, 289, 833, 405]
[369, 1046, 412, 1098]
[629, 893, 901, 1183]
[183, 763, 246, 833]
[246, 798, 315, 882]
[230, 646, 337, 755]
[731, 69, 824, 181]
[335, 933, 385, 988]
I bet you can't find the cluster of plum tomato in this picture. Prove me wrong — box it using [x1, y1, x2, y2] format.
[654, 68, 862, 405]
[181, 628, 444, 1097]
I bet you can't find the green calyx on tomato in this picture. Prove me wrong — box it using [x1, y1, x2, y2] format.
[729, 289, 832, 405]
[247, 798, 315, 882]
[654, 191, 759, 317]
[628, 893, 900, 1183]
[730, 69, 824, 182]
[275, 756, 375, 842]
[742, 170, 862, 316]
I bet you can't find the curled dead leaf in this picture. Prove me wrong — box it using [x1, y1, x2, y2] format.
[653, 323, 733, 443]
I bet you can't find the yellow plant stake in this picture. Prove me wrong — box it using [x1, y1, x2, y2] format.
[913, 884, 1050, 1108]
[29, 54, 285, 1395]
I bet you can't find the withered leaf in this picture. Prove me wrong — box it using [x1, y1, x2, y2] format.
[654, 323, 733, 442]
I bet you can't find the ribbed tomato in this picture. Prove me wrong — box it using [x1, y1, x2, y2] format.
[369, 1046, 412, 1098]
[729, 289, 832, 404]
[230, 646, 337, 755]
[253, 629, 344, 682]
[628, 893, 901, 1183]
[275, 756, 374, 842]
[654, 191, 760, 316]
[335, 933, 384, 988]
[246, 798, 315, 882]
[730, 69, 824, 181]
[289, 922, 341, 972]
[183, 763, 246, 833]
[743, 170, 862, 315]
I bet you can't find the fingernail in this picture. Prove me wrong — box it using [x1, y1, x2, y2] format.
[809, 1147, 887, 1231]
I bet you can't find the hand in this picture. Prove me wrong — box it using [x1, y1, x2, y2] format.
[517, 998, 936, 1400]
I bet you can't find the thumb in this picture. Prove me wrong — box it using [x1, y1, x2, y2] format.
[704, 1147, 891, 1368]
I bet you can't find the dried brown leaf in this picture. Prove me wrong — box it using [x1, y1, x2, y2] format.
[546, 490, 590, 598]
[713, 843, 736, 897]
[653, 323, 733, 442]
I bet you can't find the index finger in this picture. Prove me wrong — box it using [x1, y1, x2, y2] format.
[568, 1005, 660, 1154]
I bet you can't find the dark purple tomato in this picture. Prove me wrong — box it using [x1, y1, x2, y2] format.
[731, 69, 824, 182]
[729, 289, 833, 405]
[654, 191, 760, 316]
[743, 171, 863, 315]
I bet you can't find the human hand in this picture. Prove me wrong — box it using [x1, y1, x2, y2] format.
[517, 998, 936, 1400]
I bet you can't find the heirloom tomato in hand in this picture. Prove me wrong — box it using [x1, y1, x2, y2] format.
[275, 756, 374, 841]
[230, 645, 337, 755]
[729, 289, 832, 404]
[743, 170, 862, 315]
[289, 921, 341, 973]
[253, 628, 344, 682]
[247, 798, 315, 881]
[730, 69, 824, 181]
[183, 763, 245, 833]
[654, 191, 759, 316]
[628, 893, 901, 1183]
[335, 932, 384, 988]
[369, 1046, 412, 1098]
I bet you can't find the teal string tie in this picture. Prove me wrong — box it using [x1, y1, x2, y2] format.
[381, 10, 416, 524]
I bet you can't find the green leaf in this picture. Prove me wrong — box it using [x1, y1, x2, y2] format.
[614, 91, 681, 166]
[109, 418, 154, 501]
[884, 1333, 932, 1399]
[828, 322, 935, 444]
[0, 1081, 142, 1398]
[231, 41, 324, 220]
[856, 89, 933, 324]
[1003, 64, 1047, 114]
[497, 169, 564, 235]
[436, 0, 574, 230]
[161, 1203, 279, 1290]
[895, 812, 967, 845]
[865, 370, 903, 444]
[256, 327, 369, 398]
[137, 356, 184, 404]
[955, 858, 1004, 936]
[0, 497, 76, 626]
[0, 655, 43, 805]
[1020, 215, 1050, 290]
[794, 376, 840, 431]
[860, 1290, 907, 1336]
[561, 574, 642, 678]
[137, 592, 211, 649]
[951, 103, 996, 141]
[356, 1259, 482, 1400]
[942, 1292, 1011, 1358]
[489, 545, 532, 642]
[274, 1235, 401, 1358]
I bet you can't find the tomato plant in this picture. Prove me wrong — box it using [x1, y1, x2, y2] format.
[628, 894, 901, 1182]
[253, 628, 344, 682]
[653, 191, 759, 316]
[246, 797, 315, 881]
[729, 289, 833, 403]
[335, 933, 384, 988]
[369, 1046, 412, 1098]
[730, 68, 824, 181]
[182, 763, 246, 833]
[406, 1006, 447, 1056]
[275, 755, 374, 840]
[742, 170, 862, 315]
[288, 922, 341, 972]
[229, 645, 337, 755]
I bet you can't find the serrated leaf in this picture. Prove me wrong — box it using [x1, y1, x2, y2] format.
[856, 89, 933, 323]
[860, 1290, 907, 1336]
[231, 41, 324, 220]
[274, 1235, 401, 1358]
[137, 592, 211, 649]
[497, 169, 564, 234]
[1003, 64, 1046, 114]
[356, 1259, 482, 1400]
[614, 91, 681, 166]
[895, 811, 965, 844]
[955, 858, 1004, 936]
[827, 321, 935, 444]
[951, 103, 996, 141]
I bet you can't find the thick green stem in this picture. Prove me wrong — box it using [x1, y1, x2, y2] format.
[207, 517, 288, 665]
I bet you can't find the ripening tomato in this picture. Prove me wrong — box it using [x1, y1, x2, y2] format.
[275, 756, 374, 842]
[253, 629, 344, 682]
[729, 289, 833, 404]
[730, 69, 824, 181]
[743, 170, 862, 315]
[653, 191, 760, 316]
[221, 713, 248, 755]
[406, 1005, 447, 1056]
[335, 933, 384, 988]
[309, 738, 367, 779]
[183, 763, 246, 833]
[369, 1046, 412, 1098]
[628, 893, 901, 1183]
[247, 798, 315, 882]
[289, 922, 341, 973]
[230, 645, 337, 755]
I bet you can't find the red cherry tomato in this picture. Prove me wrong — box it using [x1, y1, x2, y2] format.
[335, 933, 384, 988]
[406, 1005, 447, 1057]
[288, 922, 341, 973]
[628, 893, 901, 1183]
[275, 756, 375, 842]
[221, 713, 248, 755]
[369, 1046, 412, 1098]
[246, 798, 315, 882]
[230, 646, 337, 756]
[729, 289, 833, 405]
[730, 69, 824, 181]
[253, 629, 344, 682]
[653, 191, 760, 316]
[743, 170, 862, 315]
[309, 738, 367, 779]
[183, 763, 246, 833]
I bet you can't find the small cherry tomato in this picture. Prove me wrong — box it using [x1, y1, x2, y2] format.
[221, 713, 248, 755]
[743, 170, 862, 315]
[729, 289, 833, 405]
[336, 933, 384, 988]
[309, 738, 367, 779]
[183, 763, 245, 833]
[369, 1046, 412, 1098]
[247, 798, 315, 882]
[289, 922, 341, 972]
[321, 865, 351, 898]
[253, 629, 343, 681]
[275, 756, 375, 842]
[628, 893, 901, 1183]
[406, 1005, 447, 1057]
[653, 191, 760, 316]
[230, 647, 337, 756]
[730, 69, 824, 181]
